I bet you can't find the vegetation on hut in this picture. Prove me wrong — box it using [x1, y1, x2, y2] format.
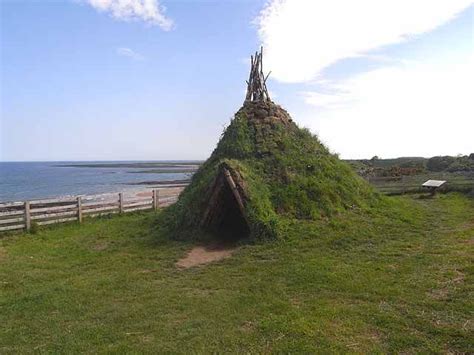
[159, 49, 377, 241]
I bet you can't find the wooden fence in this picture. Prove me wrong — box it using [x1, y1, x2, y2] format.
[0, 189, 180, 233]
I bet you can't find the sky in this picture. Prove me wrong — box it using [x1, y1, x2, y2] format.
[0, 0, 473, 161]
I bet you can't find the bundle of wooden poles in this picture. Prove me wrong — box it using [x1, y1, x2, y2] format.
[245, 47, 271, 102]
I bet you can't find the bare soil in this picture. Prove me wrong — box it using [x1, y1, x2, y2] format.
[176, 243, 238, 268]
[0, 246, 7, 262]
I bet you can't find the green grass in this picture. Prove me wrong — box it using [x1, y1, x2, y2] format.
[1, 193, 473, 353]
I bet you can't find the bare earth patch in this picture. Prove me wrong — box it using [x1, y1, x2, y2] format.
[91, 242, 108, 251]
[0, 247, 7, 262]
[176, 243, 237, 268]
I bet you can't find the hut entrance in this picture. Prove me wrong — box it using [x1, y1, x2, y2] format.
[216, 181, 249, 240]
[202, 168, 250, 241]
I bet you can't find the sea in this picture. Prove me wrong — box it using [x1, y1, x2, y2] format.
[0, 161, 199, 202]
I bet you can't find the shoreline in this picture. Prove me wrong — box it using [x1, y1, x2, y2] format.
[0, 181, 189, 204]
[0, 184, 187, 205]
[54, 162, 202, 169]
[0, 161, 196, 203]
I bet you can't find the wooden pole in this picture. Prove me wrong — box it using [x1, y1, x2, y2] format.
[77, 196, 83, 223]
[119, 193, 124, 214]
[152, 189, 159, 210]
[24, 201, 31, 231]
[223, 169, 246, 215]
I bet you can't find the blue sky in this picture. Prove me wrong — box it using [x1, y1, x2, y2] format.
[1, 0, 473, 161]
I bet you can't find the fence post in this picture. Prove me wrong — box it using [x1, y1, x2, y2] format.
[24, 201, 31, 232]
[152, 189, 159, 210]
[119, 193, 124, 214]
[77, 196, 83, 223]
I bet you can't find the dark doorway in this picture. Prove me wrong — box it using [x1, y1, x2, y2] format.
[207, 179, 250, 241]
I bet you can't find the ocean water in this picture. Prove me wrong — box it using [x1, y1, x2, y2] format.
[0, 161, 197, 202]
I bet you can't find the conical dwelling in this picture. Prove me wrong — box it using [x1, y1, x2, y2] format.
[159, 48, 377, 241]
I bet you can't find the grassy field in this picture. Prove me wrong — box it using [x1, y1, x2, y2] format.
[367, 172, 474, 195]
[1, 193, 473, 353]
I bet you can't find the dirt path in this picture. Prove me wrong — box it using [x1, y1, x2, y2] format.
[176, 243, 238, 268]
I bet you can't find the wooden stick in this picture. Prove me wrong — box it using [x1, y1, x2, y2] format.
[30, 204, 77, 214]
[24, 201, 31, 231]
[77, 196, 83, 223]
[264, 71, 271, 83]
[223, 169, 246, 216]
[0, 224, 25, 232]
[244, 47, 271, 103]
[83, 205, 119, 214]
[31, 211, 77, 221]
[119, 193, 124, 214]
[153, 189, 159, 210]
[0, 217, 24, 225]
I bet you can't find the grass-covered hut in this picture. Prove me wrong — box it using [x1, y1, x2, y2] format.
[159, 49, 377, 241]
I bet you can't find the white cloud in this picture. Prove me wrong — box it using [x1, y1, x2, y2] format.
[256, 1, 473, 157]
[300, 54, 474, 158]
[86, 0, 173, 30]
[257, 0, 473, 83]
[116, 47, 144, 60]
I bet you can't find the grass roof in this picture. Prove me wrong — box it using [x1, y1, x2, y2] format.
[159, 100, 378, 240]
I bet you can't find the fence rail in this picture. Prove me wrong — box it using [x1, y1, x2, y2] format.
[0, 189, 180, 233]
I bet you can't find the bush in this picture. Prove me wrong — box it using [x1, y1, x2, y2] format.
[427, 156, 456, 171]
